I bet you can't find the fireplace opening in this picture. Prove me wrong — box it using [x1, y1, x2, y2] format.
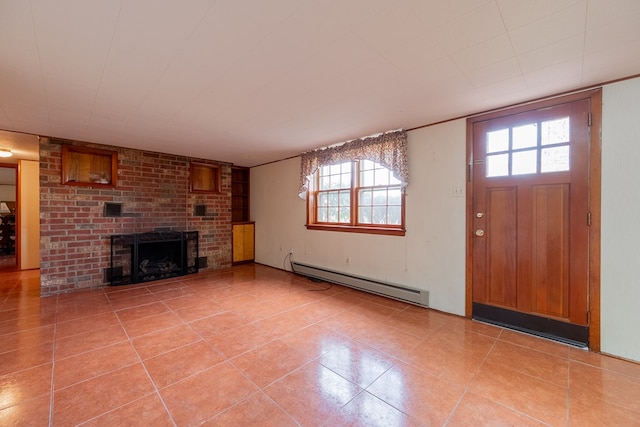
[138, 240, 181, 280]
[110, 231, 198, 285]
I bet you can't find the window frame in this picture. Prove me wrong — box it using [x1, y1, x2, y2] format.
[306, 160, 406, 236]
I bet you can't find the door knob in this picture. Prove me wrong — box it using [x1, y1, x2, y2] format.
[475, 229, 485, 237]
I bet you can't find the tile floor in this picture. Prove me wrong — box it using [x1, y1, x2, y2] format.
[1, 264, 640, 426]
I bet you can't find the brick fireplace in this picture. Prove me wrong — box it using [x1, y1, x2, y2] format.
[39, 138, 233, 295]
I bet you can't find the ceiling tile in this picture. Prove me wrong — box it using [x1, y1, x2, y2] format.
[582, 39, 640, 84]
[517, 34, 584, 74]
[508, 2, 587, 54]
[353, 4, 428, 54]
[467, 57, 522, 88]
[0, 1, 41, 72]
[451, 33, 515, 73]
[93, 0, 216, 114]
[586, 0, 640, 29]
[524, 59, 583, 93]
[401, 56, 469, 89]
[325, 0, 398, 28]
[0, 109, 11, 131]
[30, 1, 122, 85]
[474, 74, 529, 101]
[434, 1, 507, 52]
[497, 0, 585, 30]
[585, 12, 640, 54]
[381, 32, 445, 72]
[408, 0, 494, 28]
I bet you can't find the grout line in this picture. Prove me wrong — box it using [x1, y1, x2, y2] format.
[48, 292, 60, 427]
[113, 302, 179, 427]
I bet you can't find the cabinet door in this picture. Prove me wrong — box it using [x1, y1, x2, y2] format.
[232, 224, 245, 263]
[243, 223, 255, 261]
[232, 223, 255, 263]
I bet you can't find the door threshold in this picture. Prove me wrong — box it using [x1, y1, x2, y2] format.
[473, 303, 589, 348]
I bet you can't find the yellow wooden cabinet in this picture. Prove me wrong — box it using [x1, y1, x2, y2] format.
[232, 222, 254, 264]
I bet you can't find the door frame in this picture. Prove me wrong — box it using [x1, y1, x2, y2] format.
[465, 88, 602, 351]
[0, 163, 18, 268]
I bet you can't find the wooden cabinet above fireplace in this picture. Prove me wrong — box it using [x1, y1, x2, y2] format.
[61, 145, 118, 188]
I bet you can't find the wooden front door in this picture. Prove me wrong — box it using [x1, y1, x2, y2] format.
[469, 95, 594, 346]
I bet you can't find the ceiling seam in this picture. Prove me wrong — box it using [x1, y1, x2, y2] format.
[85, 0, 125, 132]
[28, 0, 51, 133]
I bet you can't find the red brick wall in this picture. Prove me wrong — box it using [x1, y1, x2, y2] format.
[39, 138, 232, 295]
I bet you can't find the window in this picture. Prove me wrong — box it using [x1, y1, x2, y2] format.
[486, 116, 571, 178]
[307, 160, 405, 235]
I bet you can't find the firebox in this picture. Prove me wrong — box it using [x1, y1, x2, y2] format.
[109, 231, 198, 285]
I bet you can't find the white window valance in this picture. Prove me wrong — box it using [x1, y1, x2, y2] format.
[299, 129, 408, 197]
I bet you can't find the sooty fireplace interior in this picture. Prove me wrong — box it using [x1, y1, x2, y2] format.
[110, 231, 198, 285]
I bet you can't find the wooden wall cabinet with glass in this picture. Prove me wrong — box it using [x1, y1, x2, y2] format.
[190, 162, 221, 193]
[231, 167, 250, 222]
[62, 145, 118, 187]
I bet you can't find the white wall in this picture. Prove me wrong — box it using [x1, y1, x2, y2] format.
[252, 119, 467, 315]
[252, 76, 640, 363]
[601, 77, 640, 362]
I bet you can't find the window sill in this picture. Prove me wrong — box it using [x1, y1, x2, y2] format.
[305, 224, 405, 236]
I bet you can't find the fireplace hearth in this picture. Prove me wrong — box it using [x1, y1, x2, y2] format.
[109, 231, 198, 285]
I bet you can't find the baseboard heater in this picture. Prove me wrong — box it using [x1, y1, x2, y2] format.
[291, 262, 428, 307]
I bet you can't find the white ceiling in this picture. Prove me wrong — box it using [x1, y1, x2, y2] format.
[1, 0, 639, 167]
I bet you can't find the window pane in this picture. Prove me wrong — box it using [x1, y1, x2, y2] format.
[542, 117, 570, 145]
[319, 162, 351, 190]
[339, 190, 350, 206]
[512, 149, 537, 175]
[541, 145, 570, 173]
[512, 123, 537, 149]
[373, 207, 387, 224]
[317, 207, 327, 222]
[361, 159, 374, 170]
[340, 172, 351, 188]
[387, 206, 401, 225]
[361, 169, 374, 187]
[359, 189, 372, 205]
[486, 154, 509, 177]
[487, 129, 509, 153]
[318, 193, 328, 207]
[328, 191, 338, 206]
[374, 168, 390, 186]
[388, 188, 402, 205]
[358, 206, 371, 223]
[339, 207, 350, 223]
[372, 188, 388, 206]
[327, 207, 338, 222]
[320, 176, 330, 190]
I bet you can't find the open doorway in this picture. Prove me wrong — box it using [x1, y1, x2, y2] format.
[0, 130, 40, 276]
[0, 164, 17, 271]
